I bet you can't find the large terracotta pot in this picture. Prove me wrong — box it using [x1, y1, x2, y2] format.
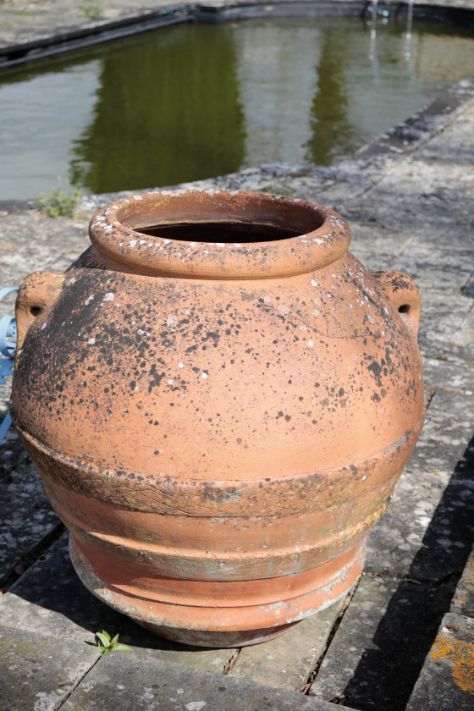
[11, 190, 424, 647]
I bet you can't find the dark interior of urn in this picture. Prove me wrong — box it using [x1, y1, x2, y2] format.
[135, 221, 302, 243]
[119, 193, 326, 245]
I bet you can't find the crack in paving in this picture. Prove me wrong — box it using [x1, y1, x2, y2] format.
[301, 585, 358, 695]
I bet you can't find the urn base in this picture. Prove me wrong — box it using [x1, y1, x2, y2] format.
[70, 538, 364, 648]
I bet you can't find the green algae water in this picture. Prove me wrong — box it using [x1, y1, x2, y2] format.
[1, 16, 474, 200]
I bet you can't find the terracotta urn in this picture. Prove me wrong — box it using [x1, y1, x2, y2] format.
[11, 190, 424, 647]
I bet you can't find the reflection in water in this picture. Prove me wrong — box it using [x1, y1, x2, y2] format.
[403, 2, 415, 65]
[0, 17, 474, 198]
[306, 29, 355, 165]
[0, 62, 100, 200]
[70, 25, 245, 193]
[234, 22, 321, 165]
[369, 15, 380, 85]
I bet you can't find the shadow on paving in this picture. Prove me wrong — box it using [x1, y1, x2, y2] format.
[6, 532, 230, 657]
[337, 433, 474, 711]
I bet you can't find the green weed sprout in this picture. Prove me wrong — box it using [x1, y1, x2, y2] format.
[95, 629, 133, 655]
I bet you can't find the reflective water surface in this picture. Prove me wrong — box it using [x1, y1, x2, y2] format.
[1, 16, 473, 199]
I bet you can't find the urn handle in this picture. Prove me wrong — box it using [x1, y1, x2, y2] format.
[15, 272, 65, 349]
[372, 270, 420, 339]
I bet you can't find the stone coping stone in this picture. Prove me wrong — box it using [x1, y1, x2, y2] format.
[406, 612, 474, 710]
[1, 0, 473, 68]
[194, 0, 366, 22]
[60, 645, 353, 711]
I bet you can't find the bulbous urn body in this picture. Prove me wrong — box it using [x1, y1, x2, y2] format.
[11, 190, 424, 646]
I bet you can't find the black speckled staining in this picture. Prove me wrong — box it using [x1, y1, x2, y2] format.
[12, 236, 422, 492]
[148, 365, 165, 393]
[368, 360, 383, 388]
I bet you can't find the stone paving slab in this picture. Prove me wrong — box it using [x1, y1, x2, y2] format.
[406, 612, 474, 710]
[451, 550, 474, 618]
[365, 388, 474, 581]
[345, 167, 473, 233]
[0, 530, 348, 692]
[346, 223, 413, 261]
[310, 574, 455, 710]
[0, 623, 100, 711]
[0, 535, 237, 672]
[402, 390, 473, 483]
[417, 289, 474, 359]
[390, 245, 474, 291]
[0, 208, 90, 287]
[0, 0, 194, 53]
[450, 303, 474, 362]
[60, 648, 352, 711]
[228, 597, 346, 691]
[422, 355, 474, 395]
[0, 426, 60, 585]
[366, 463, 474, 583]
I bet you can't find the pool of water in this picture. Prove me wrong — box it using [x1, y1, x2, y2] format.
[1, 16, 474, 200]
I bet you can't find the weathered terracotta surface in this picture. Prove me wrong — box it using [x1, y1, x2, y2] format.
[11, 190, 424, 646]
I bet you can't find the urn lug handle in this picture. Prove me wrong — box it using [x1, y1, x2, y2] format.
[372, 270, 420, 339]
[15, 272, 65, 349]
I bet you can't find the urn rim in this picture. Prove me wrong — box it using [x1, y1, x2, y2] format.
[89, 189, 351, 279]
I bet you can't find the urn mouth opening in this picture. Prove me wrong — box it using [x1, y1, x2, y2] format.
[90, 190, 351, 279]
[132, 220, 303, 244]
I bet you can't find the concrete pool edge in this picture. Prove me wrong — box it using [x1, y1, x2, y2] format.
[0, 0, 473, 70]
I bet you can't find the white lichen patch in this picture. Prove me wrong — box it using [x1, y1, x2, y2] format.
[307, 339, 314, 348]
[34, 691, 60, 711]
[103, 292, 115, 302]
[87, 337, 95, 346]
